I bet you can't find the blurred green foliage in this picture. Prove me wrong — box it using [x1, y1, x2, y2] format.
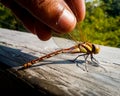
[70, 0, 120, 48]
[0, 0, 120, 47]
[0, 3, 26, 31]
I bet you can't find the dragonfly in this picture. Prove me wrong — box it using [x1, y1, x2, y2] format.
[22, 41, 100, 71]
[21, 22, 103, 71]
[0, 15, 102, 71]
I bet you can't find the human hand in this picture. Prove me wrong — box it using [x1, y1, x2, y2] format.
[0, 0, 85, 40]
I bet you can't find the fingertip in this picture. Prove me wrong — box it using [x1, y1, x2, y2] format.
[55, 9, 77, 33]
[36, 31, 52, 41]
[25, 23, 52, 41]
[34, 22, 52, 41]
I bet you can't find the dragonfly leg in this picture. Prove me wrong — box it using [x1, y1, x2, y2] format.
[84, 54, 89, 72]
[73, 53, 87, 62]
[73, 53, 89, 71]
[90, 54, 107, 72]
[90, 54, 100, 67]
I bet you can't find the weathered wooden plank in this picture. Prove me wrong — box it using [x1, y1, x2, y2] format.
[0, 28, 120, 96]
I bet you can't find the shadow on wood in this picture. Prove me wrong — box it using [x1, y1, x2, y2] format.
[0, 28, 120, 96]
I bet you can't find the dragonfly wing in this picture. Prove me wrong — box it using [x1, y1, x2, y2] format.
[52, 36, 76, 49]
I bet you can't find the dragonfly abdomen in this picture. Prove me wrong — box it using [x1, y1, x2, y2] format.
[23, 49, 64, 68]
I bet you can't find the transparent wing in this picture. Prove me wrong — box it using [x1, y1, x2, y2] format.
[52, 36, 76, 49]
[52, 22, 89, 49]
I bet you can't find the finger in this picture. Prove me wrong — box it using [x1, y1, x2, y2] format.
[1, 0, 52, 41]
[65, 0, 86, 21]
[34, 22, 52, 41]
[15, 0, 77, 33]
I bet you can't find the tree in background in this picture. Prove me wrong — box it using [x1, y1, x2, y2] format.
[100, 0, 120, 17]
[0, 3, 26, 31]
[79, 0, 120, 47]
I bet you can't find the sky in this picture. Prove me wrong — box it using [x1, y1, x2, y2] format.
[86, 0, 92, 2]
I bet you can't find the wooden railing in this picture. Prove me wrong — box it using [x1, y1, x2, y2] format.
[0, 28, 120, 96]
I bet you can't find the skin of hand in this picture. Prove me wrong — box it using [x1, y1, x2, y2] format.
[0, 0, 86, 41]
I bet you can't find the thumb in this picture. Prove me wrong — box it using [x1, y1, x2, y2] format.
[16, 0, 76, 33]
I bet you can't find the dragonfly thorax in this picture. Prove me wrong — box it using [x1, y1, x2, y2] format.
[77, 42, 100, 54]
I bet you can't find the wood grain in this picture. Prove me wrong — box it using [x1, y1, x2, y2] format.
[0, 28, 120, 96]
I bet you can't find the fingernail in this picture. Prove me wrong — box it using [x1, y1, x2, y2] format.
[57, 9, 76, 33]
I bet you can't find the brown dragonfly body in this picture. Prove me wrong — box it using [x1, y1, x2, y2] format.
[23, 42, 100, 70]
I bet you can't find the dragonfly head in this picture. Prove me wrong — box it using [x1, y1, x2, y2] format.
[92, 44, 100, 54]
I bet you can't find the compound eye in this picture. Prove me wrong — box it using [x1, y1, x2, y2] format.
[94, 45, 100, 54]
